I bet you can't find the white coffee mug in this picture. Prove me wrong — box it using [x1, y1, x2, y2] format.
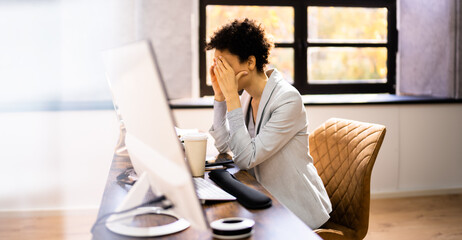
[183, 133, 208, 177]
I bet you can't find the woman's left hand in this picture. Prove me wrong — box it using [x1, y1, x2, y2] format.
[213, 56, 247, 110]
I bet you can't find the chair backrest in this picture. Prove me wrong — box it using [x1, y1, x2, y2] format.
[309, 118, 386, 239]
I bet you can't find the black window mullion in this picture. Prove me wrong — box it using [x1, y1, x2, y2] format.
[199, 0, 212, 96]
[201, 0, 292, 7]
[294, 0, 308, 91]
[299, 83, 392, 94]
[387, 1, 398, 93]
[274, 43, 295, 48]
[307, 0, 392, 8]
[307, 43, 388, 48]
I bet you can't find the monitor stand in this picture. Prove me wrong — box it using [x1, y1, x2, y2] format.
[105, 172, 190, 237]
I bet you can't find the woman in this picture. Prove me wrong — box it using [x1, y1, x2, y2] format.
[206, 18, 332, 229]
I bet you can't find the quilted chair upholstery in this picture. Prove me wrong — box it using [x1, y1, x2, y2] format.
[309, 118, 386, 240]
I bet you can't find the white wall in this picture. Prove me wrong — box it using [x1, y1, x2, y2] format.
[135, 0, 197, 99]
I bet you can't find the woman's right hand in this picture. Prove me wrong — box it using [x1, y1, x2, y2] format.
[210, 59, 225, 102]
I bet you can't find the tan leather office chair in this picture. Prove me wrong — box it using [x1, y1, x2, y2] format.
[309, 118, 386, 240]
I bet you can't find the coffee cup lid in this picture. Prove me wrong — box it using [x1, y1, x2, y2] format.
[182, 132, 208, 141]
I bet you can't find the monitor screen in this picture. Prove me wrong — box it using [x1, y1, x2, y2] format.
[102, 40, 208, 234]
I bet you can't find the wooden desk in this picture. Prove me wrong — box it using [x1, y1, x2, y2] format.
[92, 154, 321, 240]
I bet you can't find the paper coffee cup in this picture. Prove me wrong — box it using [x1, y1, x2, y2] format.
[183, 133, 208, 177]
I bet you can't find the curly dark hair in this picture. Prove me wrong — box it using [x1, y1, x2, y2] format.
[205, 18, 273, 73]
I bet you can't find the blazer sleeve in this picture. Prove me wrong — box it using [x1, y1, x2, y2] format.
[228, 91, 306, 169]
[209, 100, 231, 153]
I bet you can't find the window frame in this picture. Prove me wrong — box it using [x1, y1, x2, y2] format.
[199, 0, 397, 96]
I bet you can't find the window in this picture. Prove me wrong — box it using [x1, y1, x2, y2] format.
[199, 0, 397, 96]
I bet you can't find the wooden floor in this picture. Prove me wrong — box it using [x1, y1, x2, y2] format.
[0, 194, 461, 240]
[0, 209, 98, 240]
[366, 194, 462, 240]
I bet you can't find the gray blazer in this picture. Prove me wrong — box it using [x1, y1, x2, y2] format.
[209, 69, 332, 229]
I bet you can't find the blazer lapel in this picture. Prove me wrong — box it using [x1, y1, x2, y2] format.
[255, 70, 279, 134]
[240, 91, 252, 127]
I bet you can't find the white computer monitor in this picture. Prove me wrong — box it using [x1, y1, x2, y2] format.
[101, 40, 208, 236]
